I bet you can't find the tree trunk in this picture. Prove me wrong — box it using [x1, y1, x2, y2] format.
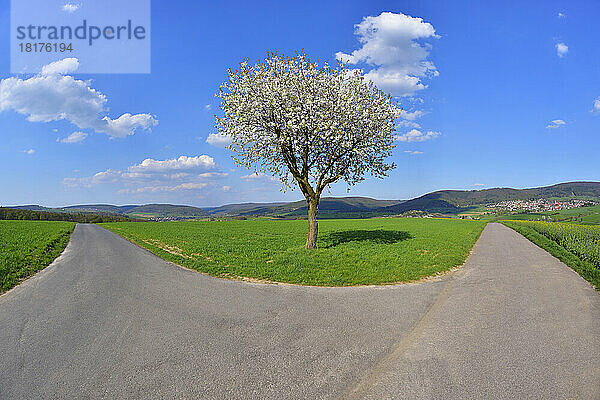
[305, 197, 319, 249]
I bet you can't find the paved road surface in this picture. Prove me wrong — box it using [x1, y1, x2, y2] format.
[0, 223, 598, 399]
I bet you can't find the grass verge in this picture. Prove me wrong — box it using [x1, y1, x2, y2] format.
[0, 220, 75, 293]
[101, 218, 486, 286]
[501, 221, 600, 290]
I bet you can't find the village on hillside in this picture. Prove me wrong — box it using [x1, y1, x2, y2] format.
[489, 199, 597, 213]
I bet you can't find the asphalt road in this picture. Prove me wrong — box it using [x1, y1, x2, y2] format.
[0, 223, 598, 399]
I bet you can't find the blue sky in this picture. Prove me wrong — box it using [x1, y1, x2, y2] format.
[1, 0, 599, 207]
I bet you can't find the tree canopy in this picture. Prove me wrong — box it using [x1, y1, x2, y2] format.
[216, 51, 400, 248]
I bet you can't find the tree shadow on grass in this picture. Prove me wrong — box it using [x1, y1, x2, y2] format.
[320, 229, 413, 248]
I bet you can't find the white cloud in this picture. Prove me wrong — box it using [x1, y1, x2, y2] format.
[592, 98, 600, 114]
[336, 12, 439, 96]
[0, 74, 104, 124]
[22, 149, 35, 154]
[396, 129, 440, 142]
[198, 172, 228, 178]
[59, 131, 87, 143]
[62, 3, 79, 12]
[63, 169, 121, 188]
[557, 12, 566, 18]
[397, 120, 421, 129]
[399, 109, 426, 120]
[364, 70, 428, 96]
[100, 113, 158, 138]
[240, 173, 264, 180]
[206, 133, 232, 147]
[64, 155, 221, 194]
[171, 183, 208, 190]
[119, 183, 209, 193]
[546, 119, 566, 129]
[0, 58, 157, 138]
[128, 155, 216, 173]
[205, 104, 211, 111]
[41, 58, 79, 76]
[91, 169, 121, 184]
[556, 43, 568, 58]
[240, 173, 279, 183]
[404, 150, 423, 155]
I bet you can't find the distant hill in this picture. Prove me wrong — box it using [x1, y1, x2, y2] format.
[127, 204, 208, 218]
[9, 204, 137, 214]
[9, 198, 401, 219]
[381, 181, 600, 214]
[210, 183, 600, 217]
[9, 203, 207, 219]
[205, 197, 403, 218]
[0, 207, 137, 223]
[9, 205, 51, 212]
[8, 181, 599, 219]
[61, 204, 139, 214]
[205, 202, 289, 216]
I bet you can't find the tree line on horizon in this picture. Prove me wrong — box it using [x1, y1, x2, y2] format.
[0, 207, 139, 223]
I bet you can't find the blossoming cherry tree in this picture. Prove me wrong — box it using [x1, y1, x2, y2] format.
[216, 51, 400, 249]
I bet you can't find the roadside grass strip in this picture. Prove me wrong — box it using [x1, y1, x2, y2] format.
[101, 218, 486, 286]
[502, 220, 600, 290]
[0, 220, 75, 292]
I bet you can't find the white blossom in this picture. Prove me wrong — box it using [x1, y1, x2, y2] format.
[216, 51, 400, 194]
[215, 51, 400, 248]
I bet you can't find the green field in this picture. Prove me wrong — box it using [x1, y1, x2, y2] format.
[489, 205, 600, 225]
[538, 204, 600, 224]
[101, 218, 486, 286]
[502, 220, 600, 289]
[0, 220, 75, 292]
